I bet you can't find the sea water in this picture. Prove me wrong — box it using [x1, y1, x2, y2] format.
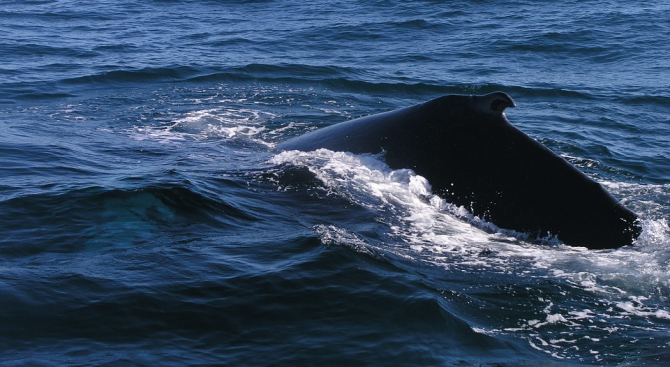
[1, 1, 669, 366]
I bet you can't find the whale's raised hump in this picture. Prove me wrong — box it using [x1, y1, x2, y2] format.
[277, 92, 641, 249]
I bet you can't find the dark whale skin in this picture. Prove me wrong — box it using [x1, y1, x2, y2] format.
[277, 92, 641, 249]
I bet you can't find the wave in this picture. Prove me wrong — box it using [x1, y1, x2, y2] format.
[60, 66, 205, 85]
[0, 227, 530, 366]
[186, 64, 595, 100]
[618, 93, 670, 107]
[0, 183, 257, 256]
[0, 61, 642, 104]
[2, 43, 100, 59]
[269, 148, 670, 362]
[3, 60, 667, 124]
[0, 61, 582, 95]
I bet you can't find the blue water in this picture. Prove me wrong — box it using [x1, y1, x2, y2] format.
[1, 1, 670, 366]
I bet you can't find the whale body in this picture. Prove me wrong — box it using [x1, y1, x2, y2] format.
[277, 92, 641, 249]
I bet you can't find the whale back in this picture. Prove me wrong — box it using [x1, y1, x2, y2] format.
[277, 93, 641, 249]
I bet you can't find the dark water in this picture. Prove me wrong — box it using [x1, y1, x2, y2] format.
[1, 1, 670, 366]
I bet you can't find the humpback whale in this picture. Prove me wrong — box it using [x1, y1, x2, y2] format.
[277, 92, 641, 249]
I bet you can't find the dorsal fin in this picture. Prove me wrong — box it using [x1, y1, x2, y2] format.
[473, 92, 516, 114]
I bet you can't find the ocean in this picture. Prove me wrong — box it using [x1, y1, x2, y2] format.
[1, 0, 669, 366]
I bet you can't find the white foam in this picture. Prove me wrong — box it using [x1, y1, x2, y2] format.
[272, 149, 669, 274]
[129, 107, 277, 147]
[271, 148, 670, 361]
[270, 149, 497, 251]
[314, 224, 375, 256]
